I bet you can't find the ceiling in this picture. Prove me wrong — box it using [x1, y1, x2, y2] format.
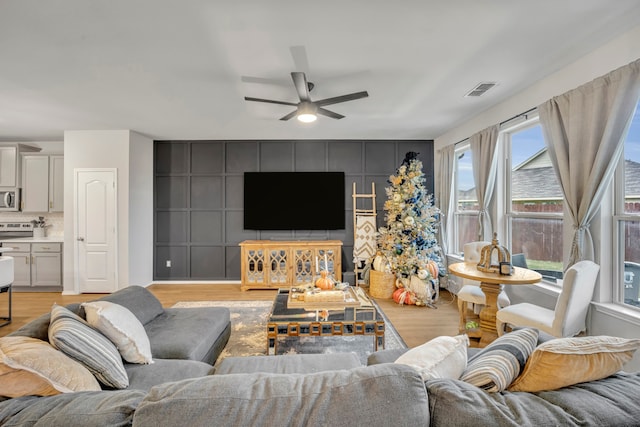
[1, 0, 640, 142]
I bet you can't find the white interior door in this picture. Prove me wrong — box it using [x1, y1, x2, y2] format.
[75, 169, 117, 293]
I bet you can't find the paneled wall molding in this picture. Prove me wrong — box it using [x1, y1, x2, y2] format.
[154, 140, 434, 281]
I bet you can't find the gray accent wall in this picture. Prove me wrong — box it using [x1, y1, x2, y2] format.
[154, 140, 434, 282]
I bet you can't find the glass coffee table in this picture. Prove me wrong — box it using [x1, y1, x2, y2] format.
[267, 287, 385, 355]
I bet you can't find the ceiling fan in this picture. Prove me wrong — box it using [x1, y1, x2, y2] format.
[244, 72, 368, 122]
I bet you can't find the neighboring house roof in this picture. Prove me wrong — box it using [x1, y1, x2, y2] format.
[513, 148, 551, 171]
[625, 159, 640, 197]
[511, 166, 562, 200]
[459, 150, 640, 202]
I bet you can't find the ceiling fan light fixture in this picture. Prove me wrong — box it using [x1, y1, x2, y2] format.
[297, 113, 317, 123]
[296, 102, 317, 123]
[244, 71, 368, 122]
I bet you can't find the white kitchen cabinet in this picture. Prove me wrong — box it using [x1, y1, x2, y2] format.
[32, 243, 62, 286]
[22, 156, 49, 212]
[10, 244, 31, 286]
[0, 144, 40, 188]
[0, 147, 17, 187]
[21, 154, 64, 212]
[2, 242, 62, 288]
[49, 155, 64, 212]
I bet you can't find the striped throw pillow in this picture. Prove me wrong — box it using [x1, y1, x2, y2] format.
[48, 304, 129, 389]
[460, 328, 538, 392]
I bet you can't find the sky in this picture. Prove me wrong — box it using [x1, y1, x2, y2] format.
[457, 101, 640, 192]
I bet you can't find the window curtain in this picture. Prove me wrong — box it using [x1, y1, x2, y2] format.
[538, 58, 640, 267]
[470, 125, 499, 241]
[437, 144, 455, 255]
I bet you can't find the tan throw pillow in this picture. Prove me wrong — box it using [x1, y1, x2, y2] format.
[394, 335, 469, 381]
[509, 335, 640, 392]
[82, 301, 153, 364]
[0, 336, 100, 398]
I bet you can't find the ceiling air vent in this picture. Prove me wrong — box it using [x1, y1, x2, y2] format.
[465, 82, 497, 97]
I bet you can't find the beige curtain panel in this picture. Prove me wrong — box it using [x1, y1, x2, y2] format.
[437, 144, 455, 255]
[538, 58, 640, 267]
[470, 124, 500, 241]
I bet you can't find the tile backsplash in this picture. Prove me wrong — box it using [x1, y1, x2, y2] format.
[0, 212, 64, 237]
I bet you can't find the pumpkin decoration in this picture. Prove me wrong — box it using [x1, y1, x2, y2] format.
[392, 288, 404, 303]
[392, 287, 416, 305]
[315, 271, 334, 290]
[372, 253, 389, 272]
[404, 291, 417, 305]
[426, 260, 439, 278]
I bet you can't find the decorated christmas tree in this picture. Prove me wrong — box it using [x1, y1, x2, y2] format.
[376, 152, 442, 306]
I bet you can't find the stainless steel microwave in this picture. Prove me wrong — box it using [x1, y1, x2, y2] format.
[0, 189, 20, 211]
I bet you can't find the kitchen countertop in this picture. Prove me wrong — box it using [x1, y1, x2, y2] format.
[0, 237, 64, 244]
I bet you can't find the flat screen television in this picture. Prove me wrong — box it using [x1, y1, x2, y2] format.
[244, 172, 345, 230]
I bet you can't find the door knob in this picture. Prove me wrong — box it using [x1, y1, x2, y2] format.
[77, 237, 85, 241]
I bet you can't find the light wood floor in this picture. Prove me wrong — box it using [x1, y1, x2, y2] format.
[0, 284, 460, 348]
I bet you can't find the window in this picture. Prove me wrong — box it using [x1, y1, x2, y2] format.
[615, 100, 640, 309]
[453, 143, 477, 254]
[503, 120, 564, 283]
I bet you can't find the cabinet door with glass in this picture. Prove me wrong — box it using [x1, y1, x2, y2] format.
[292, 247, 342, 285]
[266, 249, 288, 286]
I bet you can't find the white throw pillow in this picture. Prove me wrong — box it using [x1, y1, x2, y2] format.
[394, 334, 469, 381]
[82, 301, 153, 364]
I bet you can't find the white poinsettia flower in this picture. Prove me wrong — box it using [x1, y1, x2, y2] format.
[404, 216, 415, 226]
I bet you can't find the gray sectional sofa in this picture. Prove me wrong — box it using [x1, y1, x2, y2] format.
[7, 285, 232, 390]
[2, 286, 640, 426]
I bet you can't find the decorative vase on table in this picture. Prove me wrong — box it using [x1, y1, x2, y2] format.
[376, 152, 444, 307]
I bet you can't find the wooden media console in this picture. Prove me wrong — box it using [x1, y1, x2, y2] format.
[239, 240, 342, 291]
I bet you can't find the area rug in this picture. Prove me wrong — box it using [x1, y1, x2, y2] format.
[172, 299, 407, 366]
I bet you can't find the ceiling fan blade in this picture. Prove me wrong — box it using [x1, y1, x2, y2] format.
[317, 108, 345, 120]
[291, 72, 311, 102]
[290, 45, 311, 74]
[240, 75, 289, 86]
[279, 110, 298, 121]
[244, 97, 298, 106]
[315, 91, 369, 107]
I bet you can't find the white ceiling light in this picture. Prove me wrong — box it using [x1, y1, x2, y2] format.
[297, 102, 318, 123]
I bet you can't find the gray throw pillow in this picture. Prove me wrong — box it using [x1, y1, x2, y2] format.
[48, 304, 129, 389]
[460, 327, 538, 392]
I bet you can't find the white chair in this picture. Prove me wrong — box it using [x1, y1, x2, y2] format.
[496, 260, 600, 337]
[457, 241, 510, 333]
